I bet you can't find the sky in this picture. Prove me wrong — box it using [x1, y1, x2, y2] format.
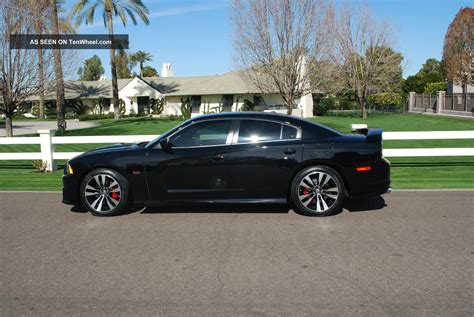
[67, 0, 472, 79]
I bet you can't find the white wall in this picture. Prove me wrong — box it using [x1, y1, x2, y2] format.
[164, 93, 286, 117]
[118, 77, 163, 114]
[450, 83, 474, 94]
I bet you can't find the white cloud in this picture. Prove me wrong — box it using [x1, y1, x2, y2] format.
[78, 2, 227, 30]
[149, 2, 227, 18]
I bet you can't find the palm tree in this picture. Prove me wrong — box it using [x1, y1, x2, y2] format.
[32, 0, 74, 120]
[130, 50, 153, 77]
[50, 0, 66, 131]
[69, 0, 150, 121]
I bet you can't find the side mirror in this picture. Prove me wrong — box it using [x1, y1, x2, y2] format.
[159, 138, 173, 153]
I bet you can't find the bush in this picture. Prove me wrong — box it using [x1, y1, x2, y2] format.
[424, 82, 447, 94]
[149, 98, 164, 115]
[241, 99, 256, 111]
[166, 115, 185, 121]
[368, 92, 403, 108]
[32, 160, 48, 173]
[78, 113, 115, 121]
[338, 98, 358, 110]
[314, 96, 336, 116]
[180, 97, 191, 119]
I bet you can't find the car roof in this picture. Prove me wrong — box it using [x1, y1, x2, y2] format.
[190, 112, 305, 124]
[186, 112, 342, 137]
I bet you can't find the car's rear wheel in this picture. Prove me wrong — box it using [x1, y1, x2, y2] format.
[80, 168, 129, 216]
[291, 166, 344, 216]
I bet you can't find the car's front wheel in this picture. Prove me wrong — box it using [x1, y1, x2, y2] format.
[291, 166, 345, 216]
[80, 168, 129, 216]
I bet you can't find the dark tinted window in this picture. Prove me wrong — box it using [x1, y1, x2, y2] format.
[238, 120, 282, 143]
[170, 120, 232, 147]
[282, 125, 298, 139]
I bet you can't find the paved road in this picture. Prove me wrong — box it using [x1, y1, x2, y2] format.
[1, 191, 473, 315]
[0, 120, 97, 136]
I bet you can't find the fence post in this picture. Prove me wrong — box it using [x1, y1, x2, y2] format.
[38, 129, 56, 172]
[408, 92, 415, 112]
[437, 91, 445, 114]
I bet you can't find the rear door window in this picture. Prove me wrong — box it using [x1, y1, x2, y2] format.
[237, 120, 298, 143]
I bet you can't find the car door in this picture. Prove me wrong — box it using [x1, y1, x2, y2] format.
[145, 119, 235, 202]
[226, 119, 303, 200]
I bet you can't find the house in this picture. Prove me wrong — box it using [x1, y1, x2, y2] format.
[24, 64, 314, 118]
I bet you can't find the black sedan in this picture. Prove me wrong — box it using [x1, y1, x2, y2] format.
[63, 112, 391, 216]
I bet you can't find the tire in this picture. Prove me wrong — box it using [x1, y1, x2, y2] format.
[291, 166, 345, 216]
[80, 168, 129, 216]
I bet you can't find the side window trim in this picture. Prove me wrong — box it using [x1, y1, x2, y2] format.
[232, 119, 301, 145]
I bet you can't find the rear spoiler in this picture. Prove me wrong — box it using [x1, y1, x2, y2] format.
[353, 128, 383, 142]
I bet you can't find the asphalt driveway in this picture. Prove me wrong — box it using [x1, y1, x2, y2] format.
[1, 191, 473, 315]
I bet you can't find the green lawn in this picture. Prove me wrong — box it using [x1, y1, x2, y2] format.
[309, 113, 474, 132]
[57, 117, 183, 136]
[1, 114, 473, 191]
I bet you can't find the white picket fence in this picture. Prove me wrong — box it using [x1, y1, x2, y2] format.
[1, 129, 474, 171]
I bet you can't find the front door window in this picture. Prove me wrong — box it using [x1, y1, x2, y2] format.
[169, 120, 232, 147]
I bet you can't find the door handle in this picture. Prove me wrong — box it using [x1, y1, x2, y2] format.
[284, 148, 297, 155]
[211, 154, 225, 162]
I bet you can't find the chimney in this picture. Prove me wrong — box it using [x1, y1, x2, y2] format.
[161, 63, 173, 77]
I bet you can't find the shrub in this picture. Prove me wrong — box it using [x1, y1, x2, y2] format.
[314, 96, 336, 116]
[78, 113, 115, 121]
[180, 97, 191, 119]
[149, 98, 164, 115]
[338, 98, 358, 110]
[241, 99, 256, 111]
[424, 82, 447, 94]
[32, 160, 48, 173]
[368, 92, 403, 108]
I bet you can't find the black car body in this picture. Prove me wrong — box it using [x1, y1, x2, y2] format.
[63, 112, 390, 216]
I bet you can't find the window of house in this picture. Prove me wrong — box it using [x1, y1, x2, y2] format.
[253, 95, 265, 107]
[222, 95, 233, 110]
[190, 96, 201, 111]
[169, 120, 232, 147]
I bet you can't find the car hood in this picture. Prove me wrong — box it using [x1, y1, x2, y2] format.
[77, 143, 142, 158]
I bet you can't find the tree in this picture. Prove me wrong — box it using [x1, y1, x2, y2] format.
[115, 49, 134, 79]
[1, 0, 40, 136]
[141, 66, 158, 77]
[70, 0, 150, 120]
[50, 0, 67, 131]
[31, 0, 75, 119]
[402, 58, 445, 94]
[328, 4, 401, 118]
[31, 0, 49, 120]
[442, 7, 473, 93]
[130, 50, 153, 76]
[77, 55, 105, 81]
[231, 0, 332, 115]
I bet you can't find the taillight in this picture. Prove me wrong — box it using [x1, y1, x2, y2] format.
[356, 166, 372, 172]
